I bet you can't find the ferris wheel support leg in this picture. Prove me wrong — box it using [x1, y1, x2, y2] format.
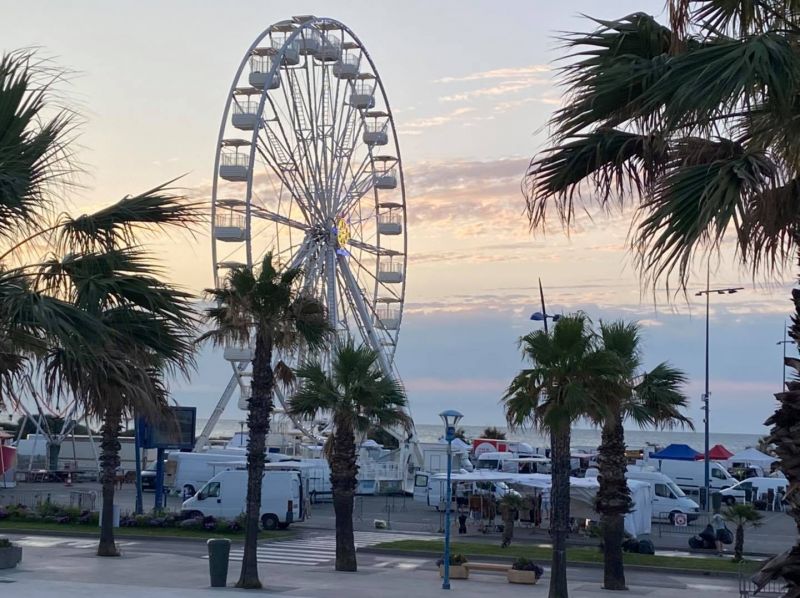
[194, 364, 245, 452]
[337, 254, 390, 374]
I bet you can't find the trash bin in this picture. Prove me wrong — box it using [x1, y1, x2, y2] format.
[207, 538, 231, 588]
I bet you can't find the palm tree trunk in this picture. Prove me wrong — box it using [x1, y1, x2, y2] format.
[735, 524, 744, 562]
[236, 331, 273, 589]
[761, 260, 800, 590]
[330, 419, 358, 572]
[97, 405, 121, 557]
[597, 410, 630, 590]
[549, 426, 571, 598]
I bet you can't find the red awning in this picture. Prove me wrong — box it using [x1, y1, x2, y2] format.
[696, 444, 734, 460]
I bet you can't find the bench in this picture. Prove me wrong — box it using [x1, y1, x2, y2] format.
[466, 562, 510, 573]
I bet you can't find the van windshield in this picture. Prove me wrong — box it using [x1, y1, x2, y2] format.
[477, 460, 499, 470]
[667, 481, 685, 497]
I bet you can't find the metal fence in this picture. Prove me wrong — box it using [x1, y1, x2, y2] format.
[655, 511, 711, 538]
[0, 489, 96, 511]
[739, 564, 785, 597]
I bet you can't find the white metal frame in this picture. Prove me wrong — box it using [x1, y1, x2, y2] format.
[200, 16, 409, 451]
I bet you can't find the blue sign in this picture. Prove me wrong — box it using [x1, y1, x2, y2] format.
[138, 407, 196, 450]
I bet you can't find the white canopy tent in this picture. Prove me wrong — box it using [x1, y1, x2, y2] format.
[432, 471, 652, 537]
[726, 448, 777, 469]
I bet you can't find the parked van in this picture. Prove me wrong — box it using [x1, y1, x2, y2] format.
[181, 469, 303, 530]
[720, 477, 788, 506]
[412, 473, 519, 509]
[167, 452, 246, 497]
[626, 469, 701, 522]
[654, 459, 737, 493]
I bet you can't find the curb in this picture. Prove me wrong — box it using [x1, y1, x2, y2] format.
[0, 526, 290, 544]
[357, 547, 753, 579]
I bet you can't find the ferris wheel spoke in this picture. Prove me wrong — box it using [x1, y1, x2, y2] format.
[250, 205, 309, 231]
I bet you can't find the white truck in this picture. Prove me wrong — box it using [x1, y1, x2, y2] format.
[720, 477, 788, 506]
[181, 469, 303, 530]
[625, 468, 701, 522]
[652, 459, 737, 495]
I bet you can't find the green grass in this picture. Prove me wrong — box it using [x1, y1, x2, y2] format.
[0, 520, 290, 541]
[373, 539, 760, 574]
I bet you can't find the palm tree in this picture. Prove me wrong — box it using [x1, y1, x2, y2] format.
[288, 341, 411, 572]
[523, 4, 800, 588]
[594, 320, 691, 590]
[724, 503, 763, 562]
[201, 254, 328, 588]
[482, 426, 506, 440]
[503, 314, 619, 598]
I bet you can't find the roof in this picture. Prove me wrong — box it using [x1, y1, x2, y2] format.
[650, 443, 701, 461]
[698, 444, 734, 460]
[729, 447, 777, 465]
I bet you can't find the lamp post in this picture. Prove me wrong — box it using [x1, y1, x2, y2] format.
[439, 409, 463, 590]
[530, 278, 560, 334]
[777, 321, 796, 391]
[695, 274, 743, 511]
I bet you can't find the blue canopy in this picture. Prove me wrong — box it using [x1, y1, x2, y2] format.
[650, 443, 701, 461]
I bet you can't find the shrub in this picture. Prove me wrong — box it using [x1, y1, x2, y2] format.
[0, 537, 11, 548]
[179, 517, 202, 529]
[436, 554, 468, 567]
[511, 557, 544, 579]
[203, 516, 217, 531]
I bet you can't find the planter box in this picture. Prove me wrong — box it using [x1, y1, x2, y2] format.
[0, 545, 22, 569]
[438, 565, 469, 579]
[507, 569, 539, 585]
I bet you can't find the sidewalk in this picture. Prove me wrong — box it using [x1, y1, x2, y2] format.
[0, 533, 741, 597]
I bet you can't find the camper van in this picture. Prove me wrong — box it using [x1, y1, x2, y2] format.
[181, 469, 303, 530]
[720, 477, 788, 506]
[626, 469, 701, 522]
[654, 459, 737, 494]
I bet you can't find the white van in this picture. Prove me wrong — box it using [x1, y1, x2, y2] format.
[181, 469, 303, 530]
[413, 474, 519, 509]
[626, 469, 701, 522]
[167, 452, 247, 497]
[654, 459, 737, 493]
[720, 477, 788, 506]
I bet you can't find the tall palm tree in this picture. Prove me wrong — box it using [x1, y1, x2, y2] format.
[482, 426, 506, 440]
[723, 503, 763, 563]
[201, 254, 328, 588]
[503, 314, 619, 598]
[288, 341, 411, 572]
[594, 320, 691, 590]
[523, 3, 800, 588]
[39, 248, 197, 556]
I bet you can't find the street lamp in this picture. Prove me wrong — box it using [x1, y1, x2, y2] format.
[531, 278, 560, 334]
[777, 321, 796, 391]
[695, 278, 743, 511]
[439, 409, 463, 591]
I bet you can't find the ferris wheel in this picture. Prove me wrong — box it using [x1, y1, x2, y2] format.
[198, 16, 408, 448]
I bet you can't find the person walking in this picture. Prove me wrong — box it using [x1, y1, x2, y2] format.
[711, 512, 726, 556]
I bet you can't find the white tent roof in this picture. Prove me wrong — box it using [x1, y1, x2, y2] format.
[729, 447, 777, 466]
[432, 471, 515, 482]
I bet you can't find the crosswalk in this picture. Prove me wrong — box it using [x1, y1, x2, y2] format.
[12, 536, 139, 550]
[223, 531, 432, 566]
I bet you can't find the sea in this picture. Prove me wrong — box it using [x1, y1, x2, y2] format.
[201, 419, 764, 454]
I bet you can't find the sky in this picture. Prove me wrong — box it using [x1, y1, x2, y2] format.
[0, 1, 795, 436]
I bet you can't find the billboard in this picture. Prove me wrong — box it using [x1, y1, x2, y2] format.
[139, 407, 196, 450]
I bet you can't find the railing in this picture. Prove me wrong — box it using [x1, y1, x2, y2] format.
[353, 80, 375, 95]
[366, 121, 388, 133]
[338, 53, 359, 67]
[318, 38, 341, 54]
[379, 260, 403, 273]
[378, 212, 402, 225]
[739, 563, 784, 597]
[215, 213, 245, 229]
[249, 55, 276, 73]
[233, 101, 258, 115]
[220, 153, 249, 167]
[377, 308, 400, 321]
[655, 511, 709, 537]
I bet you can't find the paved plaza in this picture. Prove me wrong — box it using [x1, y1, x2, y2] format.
[0, 531, 743, 597]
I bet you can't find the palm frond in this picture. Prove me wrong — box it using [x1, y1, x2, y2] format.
[525, 129, 669, 230]
[57, 183, 204, 253]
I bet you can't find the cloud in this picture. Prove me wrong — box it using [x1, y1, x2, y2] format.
[435, 66, 551, 84]
[440, 79, 550, 103]
[400, 107, 476, 132]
